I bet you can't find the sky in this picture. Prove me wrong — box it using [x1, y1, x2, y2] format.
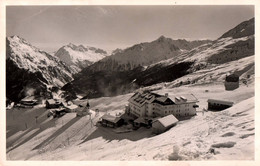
[6, 5, 254, 52]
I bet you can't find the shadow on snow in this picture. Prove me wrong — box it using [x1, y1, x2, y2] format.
[79, 125, 152, 145]
[32, 117, 81, 150]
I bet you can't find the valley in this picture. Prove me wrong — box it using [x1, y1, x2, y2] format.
[5, 15, 255, 161]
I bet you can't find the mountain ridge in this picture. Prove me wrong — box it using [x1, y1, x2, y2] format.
[55, 43, 109, 72]
[6, 36, 76, 101]
[219, 17, 254, 39]
[62, 18, 254, 99]
[82, 36, 211, 72]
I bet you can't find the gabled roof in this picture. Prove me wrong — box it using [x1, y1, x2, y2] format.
[154, 114, 178, 128]
[129, 92, 198, 107]
[46, 99, 61, 105]
[101, 114, 121, 123]
[128, 92, 157, 107]
[47, 99, 56, 104]
[152, 97, 175, 105]
[156, 96, 168, 103]
[21, 96, 37, 102]
[207, 99, 234, 106]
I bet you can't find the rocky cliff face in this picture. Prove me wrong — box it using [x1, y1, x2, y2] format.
[6, 36, 75, 101]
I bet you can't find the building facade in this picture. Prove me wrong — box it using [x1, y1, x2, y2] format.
[100, 114, 124, 128]
[225, 74, 239, 90]
[207, 99, 234, 111]
[152, 114, 179, 134]
[128, 91, 198, 119]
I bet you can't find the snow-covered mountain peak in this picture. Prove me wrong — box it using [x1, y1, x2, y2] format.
[6, 35, 76, 101]
[8, 35, 21, 42]
[111, 48, 123, 55]
[8, 35, 40, 53]
[9, 35, 25, 43]
[55, 43, 109, 72]
[68, 43, 76, 47]
[7, 36, 53, 70]
[156, 35, 173, 43]
[6, 35, 75, 82]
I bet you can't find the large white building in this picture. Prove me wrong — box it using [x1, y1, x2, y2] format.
[127, 91, 198, 119]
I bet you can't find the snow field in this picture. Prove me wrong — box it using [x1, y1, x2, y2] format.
[6, 82, 255, 160]
[64, 46, 107, 63]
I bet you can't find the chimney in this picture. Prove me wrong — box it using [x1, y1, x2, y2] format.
[165, 93, 168, 97]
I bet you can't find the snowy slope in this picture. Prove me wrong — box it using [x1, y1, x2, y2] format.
[6, 83, 254, 160]
[5, 17, 255, 161]
[6, 36, 76, 101]
[7, 36, 57, 71]
[152, 35, 254, 68]
[55, 43, 108, 72]
[219, 17, 254, 39]
[85, 36, 211, 72]
[62, 37, 212, 97]
[64, 17, 254, 98]
[7, 36, 76, 83]
[152, 18, 254, 69]
[165, 55, 255, 88]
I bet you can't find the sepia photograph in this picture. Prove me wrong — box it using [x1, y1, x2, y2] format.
[1, 1, 258, 164]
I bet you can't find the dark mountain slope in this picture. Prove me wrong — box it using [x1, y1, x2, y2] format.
[219, 17, 254, 39]
[62, 61, 194, 99]
[63, 18, 254, 99]
[84, 36, 211, 72]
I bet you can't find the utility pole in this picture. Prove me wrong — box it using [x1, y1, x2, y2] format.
[12, 109, 14, 120]
[35, 116, 38, 124]
[86, 99, 90, 109]
[89, 114, 93, 127]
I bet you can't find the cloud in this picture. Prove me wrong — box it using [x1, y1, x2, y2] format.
[96, 6, 109, 15]
[20, 7, 50, 23]
[95, 6, 116, 17]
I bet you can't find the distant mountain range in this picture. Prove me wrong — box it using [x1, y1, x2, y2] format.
[85, 36, 211, 72]
[6, 17, 254, 102]
[62, 18, 254, 99]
